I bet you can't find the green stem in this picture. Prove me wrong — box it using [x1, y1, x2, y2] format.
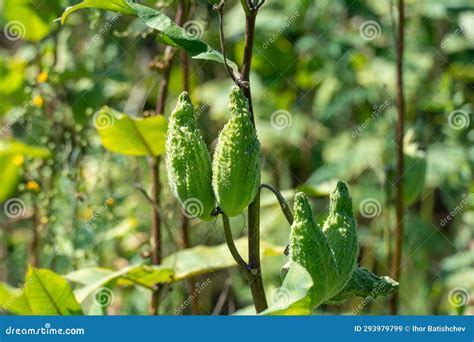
[239, 0, 267, 313]
[222, 214, 248, 270]
[260, 184, 293, 225]
[390, 0, 405, 315]
[247, 189, 267, 312]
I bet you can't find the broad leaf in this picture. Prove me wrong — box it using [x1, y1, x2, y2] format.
[2, 0, 59, 41]
[24, 267, 83, 315]
[95, 107, 167, 157]
[65, 268, 116, 287]
[162, 237, 284, 281]
[60, 0, 238, 71]
[0, 283, 32, 315]
[66, 239, 283, 302]
[71, 265, 174, 303]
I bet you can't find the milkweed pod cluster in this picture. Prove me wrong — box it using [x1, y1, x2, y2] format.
[287, 182, 359, 307]
[165, 92, 216, 221]
[212, 86, 261, 217]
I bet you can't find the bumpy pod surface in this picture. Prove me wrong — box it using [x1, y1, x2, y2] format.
[212, 86, 261, 217]
[288, 192, 339, 306]
[165, 92, 215, 221]
[324, 267, 399, 305]
[322, 181, 359, 296]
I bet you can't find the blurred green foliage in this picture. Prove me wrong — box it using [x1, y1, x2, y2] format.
[0, 0, 472, 315]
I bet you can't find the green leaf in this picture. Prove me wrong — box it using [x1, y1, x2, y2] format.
[0, 155, 22, 203]
[2, 0, 57, 41]
[162, 237, 284, 281]
[95, 106, 167, 157]
[65, 239, 283, 301]
[24, 267, 83, 315]
[70, 265, 174, 303]
[65, 268, 116, 287]
[262, 261, 313, 315]
[59, 0, 238, 71]
[0, 283, 32, 315]
[0, 140, 51, 202]
[0, 140, 51, 158]
[60, 0, 135, 22]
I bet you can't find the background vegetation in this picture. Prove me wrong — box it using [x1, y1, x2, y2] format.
[0, 0, 472, 315]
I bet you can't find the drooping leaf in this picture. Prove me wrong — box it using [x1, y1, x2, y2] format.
[59, 0, 238, 71]
[65, 268, 116, 287]
[65, 239, 283, 301]
[0, 283, 32, 315]
[70, 265, 174, 303]
[95, 106, 167, 157]
[24, 267, 84, 315]
[60, 0, 136, 20]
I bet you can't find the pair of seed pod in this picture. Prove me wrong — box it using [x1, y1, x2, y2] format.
[165, 86, 261, 221]
[283, 182, 359, 307]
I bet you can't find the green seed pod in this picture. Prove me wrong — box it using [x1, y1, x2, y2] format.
[322, 181, 359, 294]
[288, 192, 339, 306]
[324, 268, 398, 305]
[212, 86, 261, 217]
[324, 267, 399, 305]
[165, 92, 215, 221]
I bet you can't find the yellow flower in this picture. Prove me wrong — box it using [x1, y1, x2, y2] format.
[33, 95, 44, 108]
[12, 155, 24, 166]
[106, 198, 115, 206]
[37, 71, 48, 83]
[26, 181, 40, 192]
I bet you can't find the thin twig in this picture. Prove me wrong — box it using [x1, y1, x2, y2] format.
[134, 183, 161, 213]
[256, 0, 266, 10]
[134, 184, 180, 248]
[212, 278, 233, 315]
[260, 184, 294, 225]
[214, 1, 240, 85]
[390, 0, 405, 315]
